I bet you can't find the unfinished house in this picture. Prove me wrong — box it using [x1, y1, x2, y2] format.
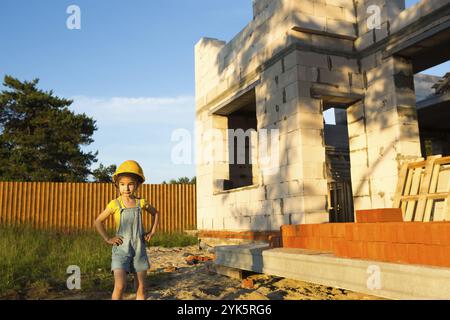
[195, 0, 450, 299]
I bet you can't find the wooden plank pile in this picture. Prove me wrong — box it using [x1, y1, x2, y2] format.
[393, 155, 450, 222]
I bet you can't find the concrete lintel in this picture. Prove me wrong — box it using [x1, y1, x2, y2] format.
[358, 2, 450, 61]
[417, 92, 450, 110]
[291, 26, 357, 41]
[262, 42, 358, 73]
[383, 18, 450, 59]
[310, 83, 364, 108]
[208, 79, 260, 116]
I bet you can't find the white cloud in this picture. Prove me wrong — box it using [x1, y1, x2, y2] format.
[69, 95, 197, 183]
[69, 95, 195, 126]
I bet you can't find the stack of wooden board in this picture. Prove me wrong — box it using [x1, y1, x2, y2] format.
[393, 155, 450, 222]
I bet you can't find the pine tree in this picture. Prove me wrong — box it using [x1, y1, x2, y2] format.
[167, 176, 196, 184]
[91, 164, 117, 183]
[0, 75, 98, 182]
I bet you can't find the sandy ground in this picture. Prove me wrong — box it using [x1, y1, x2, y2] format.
[89, 245, 382, 300]
[1, 245, 384, 300]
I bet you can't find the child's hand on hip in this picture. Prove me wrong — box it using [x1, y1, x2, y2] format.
[107, 237, 123, 246]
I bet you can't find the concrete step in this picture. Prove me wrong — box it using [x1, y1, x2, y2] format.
[215, 244, 450, 300]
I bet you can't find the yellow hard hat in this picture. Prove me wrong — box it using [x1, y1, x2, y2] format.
[112, 160, 145, 184]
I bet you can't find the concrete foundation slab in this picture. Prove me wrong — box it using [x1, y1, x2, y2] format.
[209, 264, 255, 280]
[214, 244, 450, 300]
[215, 243, 270, 273]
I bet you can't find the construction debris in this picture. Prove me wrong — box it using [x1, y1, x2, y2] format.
[185, 255, 214, 265]
[241, 278, 254, 289]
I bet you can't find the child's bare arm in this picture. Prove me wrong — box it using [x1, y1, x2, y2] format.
[94, 208, 123, 246]
[144, 203, 159, 240]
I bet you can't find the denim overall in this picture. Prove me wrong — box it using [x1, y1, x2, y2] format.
[111, 198, 150, 273]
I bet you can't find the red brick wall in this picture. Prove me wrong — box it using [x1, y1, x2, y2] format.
[281, 222, 450, 268]
[355, 208, 403, 223]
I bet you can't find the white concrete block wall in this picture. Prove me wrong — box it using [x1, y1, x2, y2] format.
[196, 0, 361, 111]
[390, 0, 449, 34]
[355, 0, 406, 50]
[348, 55, 421, 210]
[195, 38, 226, 100]
[194, 0, 434, 233]
[290, 0, 357, 38]
[270, 213, 292, 230]
[356, 0, 405, 33]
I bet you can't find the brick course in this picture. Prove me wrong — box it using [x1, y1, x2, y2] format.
[281, 222, 450, 268]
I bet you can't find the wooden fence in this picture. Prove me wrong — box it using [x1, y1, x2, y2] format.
[0, 182, 196, 232]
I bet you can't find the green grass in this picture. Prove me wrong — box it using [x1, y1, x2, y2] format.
[150, 231, 198, 248]
[0, 225, 198, 299]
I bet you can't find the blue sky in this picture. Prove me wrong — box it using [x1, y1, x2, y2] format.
[0, 0, 447, 183]
[0, 0, 253, 183]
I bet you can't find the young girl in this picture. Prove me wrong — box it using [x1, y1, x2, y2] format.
[94, 160, 159, 300]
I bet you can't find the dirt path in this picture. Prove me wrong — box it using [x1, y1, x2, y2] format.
[82, 245, 382, 300]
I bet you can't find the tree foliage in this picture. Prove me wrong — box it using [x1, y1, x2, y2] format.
[0, 75, 98, 182]
[162, 176, 196, 184]
[91, 164, 117, 183]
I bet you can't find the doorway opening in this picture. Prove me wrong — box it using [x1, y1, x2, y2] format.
[323, 108, 355, 223]
[415, 62, 450, 157]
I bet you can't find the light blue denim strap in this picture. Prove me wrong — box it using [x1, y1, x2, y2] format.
[115, 199, 124, 235]
[115, 199, 123, 211]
